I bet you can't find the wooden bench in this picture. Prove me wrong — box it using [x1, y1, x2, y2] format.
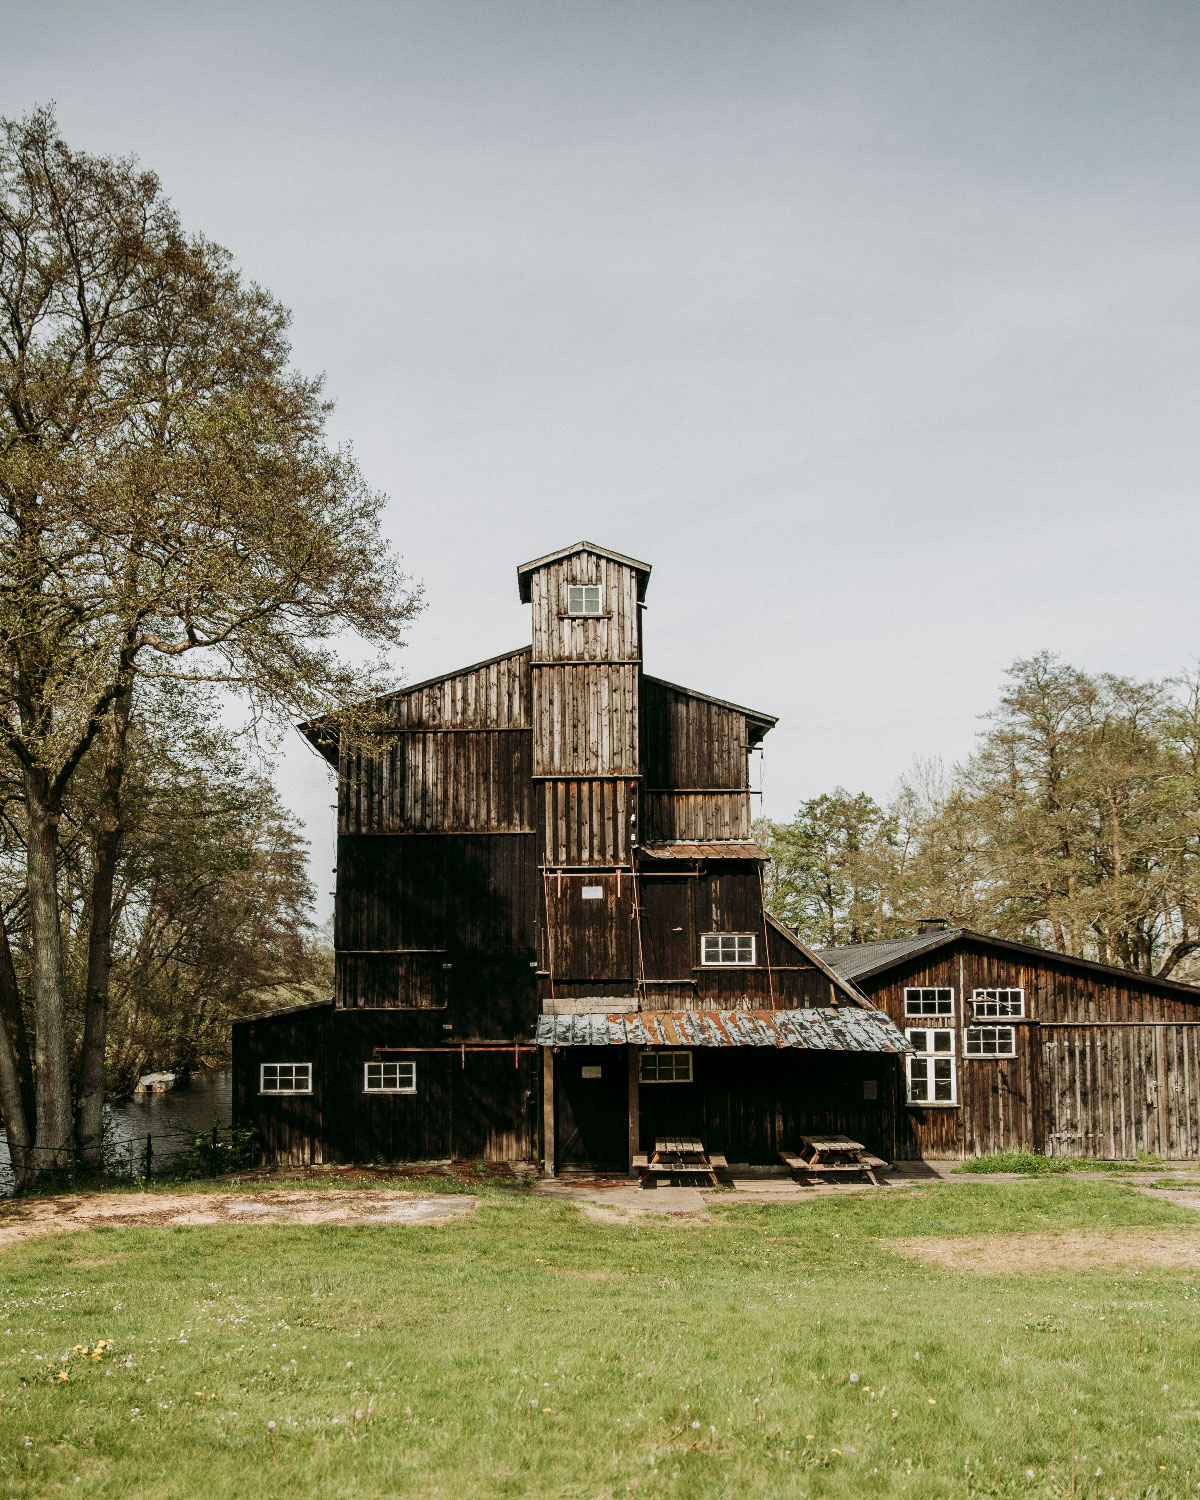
[780, 1135, 884, 1186]
[639, 1136, 718, 1188]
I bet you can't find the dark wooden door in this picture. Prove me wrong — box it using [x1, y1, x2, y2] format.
[555, 1048, 627, 1171]
[639, 877, 692, 979]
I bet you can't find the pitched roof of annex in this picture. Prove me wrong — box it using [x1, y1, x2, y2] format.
[814, 927, 1200, 998]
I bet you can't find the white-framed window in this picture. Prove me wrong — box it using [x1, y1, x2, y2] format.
[566, 583, 602, 615]
[640, 1050, 692, 1084]
[260, 1062, 312, 1095]
[700, 933, 756, 966]
[964, 1025, 1017, 1058]
[363, 1061, 417, 1093]
[905, 1028, 956, 1105]
[904, 987, 954, 1017]
[972, 988, 1025, 1019]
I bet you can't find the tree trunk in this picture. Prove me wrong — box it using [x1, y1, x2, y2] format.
[76, 682, 133, 1164]
[0, 909, 33, 1186]
[24, 770, 74, 1170]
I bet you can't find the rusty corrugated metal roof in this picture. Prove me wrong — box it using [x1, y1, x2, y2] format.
[535, 1008, 911, 1053]
[639, 841, 766, 861]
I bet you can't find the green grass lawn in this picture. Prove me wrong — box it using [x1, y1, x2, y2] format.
[3, 1177, 1200, 1498]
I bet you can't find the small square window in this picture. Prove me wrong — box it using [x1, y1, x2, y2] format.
[364, 1061, 416, 1093]
[972, 989, 1025, 1019]
[700, 933, 755, 966]
[964, 1026, 1017, 1058]
[566, 583, 602, 615]
[639, 1051, 692, 1083]
[260, 1062, 312, 1095]
[904, 987, 954, 1017]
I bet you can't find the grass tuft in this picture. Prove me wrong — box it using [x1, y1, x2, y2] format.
[954, 1149, 1169, 1175]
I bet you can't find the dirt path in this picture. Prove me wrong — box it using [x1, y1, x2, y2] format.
[0, 1189, 476, 1248]
[892, 1224, 1200, 1274]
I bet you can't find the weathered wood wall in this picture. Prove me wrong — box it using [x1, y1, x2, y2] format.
[529, 551, 642, 663]
[639, 677, 759, 842]
[551, 1047, 896, 1171]
[856, 937, 1200, 1160]
[233, 1004, 538, 1165]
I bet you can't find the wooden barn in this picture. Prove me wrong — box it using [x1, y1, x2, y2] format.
[817, 922, 1200, 1161]
[231, 540, 912, 1174]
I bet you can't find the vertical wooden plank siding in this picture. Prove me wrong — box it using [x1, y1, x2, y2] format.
[852, 936, 1200, 1160]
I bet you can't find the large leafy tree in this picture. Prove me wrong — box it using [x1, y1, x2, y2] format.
[0, 109, 420, 1175]
[759, 656, 1200, 982]
[756, 790, 901, 948]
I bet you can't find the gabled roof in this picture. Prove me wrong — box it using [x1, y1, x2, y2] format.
[516, 541, 652, 603]
[643, 673, 778, 738]
[297, 646, 531, 764]
[231, 996, 334, 1026]
[766, 914, 877, 1009]
[816, 928, 1200, 998]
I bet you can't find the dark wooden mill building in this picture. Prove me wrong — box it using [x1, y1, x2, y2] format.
[817, 922, 1200, 1161]
[232, 541, 910, 1173]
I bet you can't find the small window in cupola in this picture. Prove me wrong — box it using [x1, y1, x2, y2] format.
[566, 583, 602, 615]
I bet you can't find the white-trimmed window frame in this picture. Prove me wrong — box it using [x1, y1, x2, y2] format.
[566, 583, 603, 616]
[259, 1062, 312, 1095]
[904, 1027, 957, 1106]
[904, 986, 955, 1018]
[639, 1050, 693, 1084]
[971, 988, 1025, 1019]
[964, 1025, 1017, 1058]
[363, 1061, 417, 1094]
[700, 933, 756, 967]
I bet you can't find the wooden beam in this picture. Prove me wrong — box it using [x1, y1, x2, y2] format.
[542, 1047, 556, 1179]
[628, 1045, 641, 1177]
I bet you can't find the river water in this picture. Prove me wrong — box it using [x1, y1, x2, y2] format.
[0, 1069, 233, 1195]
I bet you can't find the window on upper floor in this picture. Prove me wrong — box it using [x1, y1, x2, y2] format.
[700, 933, 755, 966]
[566, 583, 602, 615]
[904, 987, 954, 1017]
[964, 1025, 1017, 1058]
[972, 988, 1025, 1018]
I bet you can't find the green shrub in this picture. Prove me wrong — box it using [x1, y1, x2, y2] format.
[955, 1149, 1165, 1175]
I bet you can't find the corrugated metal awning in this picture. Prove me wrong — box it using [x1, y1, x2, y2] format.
[639, 841, 766, 861]
[535, 1008, 911, 1053]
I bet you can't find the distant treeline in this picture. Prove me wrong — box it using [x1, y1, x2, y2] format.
[756, 653, 1200, 982]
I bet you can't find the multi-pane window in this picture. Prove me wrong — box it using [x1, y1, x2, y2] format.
[905, 1029, 956, 1104]
[964, 1026, 1017, 1058]
[972, 988, 1025, 1018]
[363, 1061, 417, 1093]
[260, 1063, 312, 1094]
[566, 583, 602, 615]
[904, 987, 954, 1017]
[640, 1050, 693, 1084]
[700, 933, 756, 966]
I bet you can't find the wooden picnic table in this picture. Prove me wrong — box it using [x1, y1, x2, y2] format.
[780, 1134, 883, 1186]
[635, 1136, 722, 1188]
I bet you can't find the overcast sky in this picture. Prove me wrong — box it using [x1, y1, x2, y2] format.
[5, 2, 1199, 921]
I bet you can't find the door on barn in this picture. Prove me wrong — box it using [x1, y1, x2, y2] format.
[554, 1048, 627, 1172]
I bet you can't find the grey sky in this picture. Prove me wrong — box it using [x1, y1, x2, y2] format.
[5, 2, 1199, 920]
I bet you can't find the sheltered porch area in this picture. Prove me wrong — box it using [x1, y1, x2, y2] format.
[535, 1008, 911, 1178]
